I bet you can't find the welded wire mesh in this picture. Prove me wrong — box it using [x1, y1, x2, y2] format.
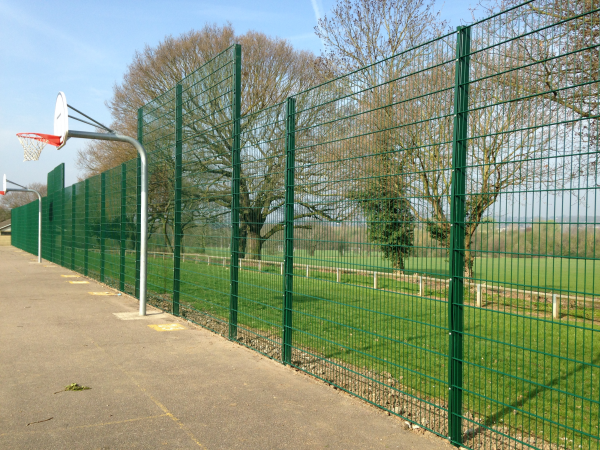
[289, 28, 458, 439]
[459, 3, 600, 449]
[10, 4, 600, 448]
[169, 46, 237, 332]
[235, 101, 288, 359]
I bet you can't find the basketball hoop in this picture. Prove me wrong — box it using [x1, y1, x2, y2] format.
[16, 133, 62, 161]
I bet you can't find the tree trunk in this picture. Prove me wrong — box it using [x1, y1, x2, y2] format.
[464, 230, 476, 278]
[238, 224, 248, 259]
[163, 219, 173, 253]
[246, 227, 263, 260]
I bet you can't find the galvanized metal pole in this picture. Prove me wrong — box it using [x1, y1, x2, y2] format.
[136, 108, 143, 301]
[65, 129, 149, 316]
[282, 97, 296, 365]
[448, 25, 471, 447]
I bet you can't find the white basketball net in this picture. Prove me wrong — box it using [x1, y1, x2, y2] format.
[17, 133, 48, 161]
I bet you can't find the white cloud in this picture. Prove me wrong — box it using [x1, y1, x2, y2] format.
[310, 0, 322, 22]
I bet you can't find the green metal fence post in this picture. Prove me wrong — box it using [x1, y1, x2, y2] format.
[173, 83, 183, 316]
[71, 184, 76, 270]
[120, 163, 127, 292]
[229, 44, 242, 341]
[84, 179, 89, 276]
[448, 25, 471, 447]
[100, 172, 106, 282]
[60, 187, 65, 267]
[282, 97, 296, 365]
[136, 107, 143, 299]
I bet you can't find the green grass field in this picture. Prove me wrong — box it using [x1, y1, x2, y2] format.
[35, 244, 600, 447]
[184, 247, 600, 296]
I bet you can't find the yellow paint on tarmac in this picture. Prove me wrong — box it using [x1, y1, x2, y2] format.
[87, 340, 204, 448]
[148, 324, 186, 332]
[68, 281, 89, 284]
[89, 292, 117, 296]
[61, 275, 81, 278]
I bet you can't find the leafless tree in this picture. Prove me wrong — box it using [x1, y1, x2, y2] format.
[77, 23, 345, 259]
[0, 183, 47, 210]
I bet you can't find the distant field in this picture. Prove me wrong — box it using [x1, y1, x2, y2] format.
[178, 247, 600, 296]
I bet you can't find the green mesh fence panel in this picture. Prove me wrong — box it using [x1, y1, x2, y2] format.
[172, 45, 238, 333]
[11, 199, 38, 254]
[235, 100, 288, 360]
[289, 25, 459, 440]
[9, 3, 600, 448]
[459, 4, 600, 449]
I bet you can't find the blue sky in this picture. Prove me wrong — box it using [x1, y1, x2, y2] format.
[0, 0, 478, 188]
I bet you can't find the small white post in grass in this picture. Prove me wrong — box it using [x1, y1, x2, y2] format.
[337, 268, 341, 283]
[208, 256, 211, 266]
[553, 294, 559, 319]
[476, 284, 482, 307]
[374, 271, 378, 289]
[418, 276, 423, 297]
[223, 257, 226, 267]
[281, 262, 284, 275]
[259, 261, 262, 272]
[306, 264, 309, 278]
[240, 260, 243, 271]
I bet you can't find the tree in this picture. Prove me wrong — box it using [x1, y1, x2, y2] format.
[77, 24, 345, 260]
[0, 206, 9, 223]
[357, 180, 415, 270]
[477, 0, 599, 166]
[314, 0, 581, 279]
[314, 0, 446, 269]
[315, 0, 447, 76]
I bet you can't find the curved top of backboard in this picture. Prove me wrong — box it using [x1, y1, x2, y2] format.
[54, 92, 68, 146]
